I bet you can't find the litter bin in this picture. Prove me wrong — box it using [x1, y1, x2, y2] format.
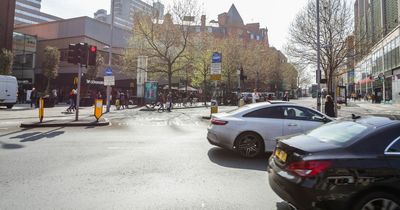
[239, 98, 245, 107]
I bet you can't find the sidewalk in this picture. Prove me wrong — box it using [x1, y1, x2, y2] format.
[1, 103, 110, 128]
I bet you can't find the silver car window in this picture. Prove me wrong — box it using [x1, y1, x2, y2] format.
[243, 106, 283, 119]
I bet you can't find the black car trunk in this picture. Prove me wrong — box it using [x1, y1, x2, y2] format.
[274, 134, 341, 167]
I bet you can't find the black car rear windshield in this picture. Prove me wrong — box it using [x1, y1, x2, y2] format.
[306, 121, 368, 145]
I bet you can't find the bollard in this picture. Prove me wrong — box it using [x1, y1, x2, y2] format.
[94, 99, 103, 122]
[39, 97, 44, 123]
[211, 99, 218, 116]
[239, 98, 245, 107]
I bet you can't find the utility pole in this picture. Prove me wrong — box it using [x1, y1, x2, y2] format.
[106, 0, 115, 113]
[316, 0, 322, 112]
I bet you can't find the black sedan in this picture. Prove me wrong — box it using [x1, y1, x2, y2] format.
[267, 115, 400, 210]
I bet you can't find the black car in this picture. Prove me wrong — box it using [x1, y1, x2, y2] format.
[267, 115, 400, 210]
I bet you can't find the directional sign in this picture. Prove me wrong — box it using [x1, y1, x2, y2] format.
[212, 52, 222, 63]
[211, 63, 221, 74]
[104, 75, 115, 86]
[105, 67, 113, 76]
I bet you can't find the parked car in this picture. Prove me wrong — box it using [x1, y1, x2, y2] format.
[267, 114, 400, 210]
[0, 75, 18, 109]
[207, 102, 332, 158]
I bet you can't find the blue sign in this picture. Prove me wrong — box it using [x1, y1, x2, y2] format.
[105, 67, 113, 76]
[212, 52, 222, 63]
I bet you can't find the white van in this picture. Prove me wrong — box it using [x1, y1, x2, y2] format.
[0, 75, 18, 109]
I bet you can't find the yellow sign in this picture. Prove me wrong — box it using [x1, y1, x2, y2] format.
[39, 98, 44, 123]
[74, 77, 78, 85]
[94, 99, 103, 121]
[211, 106, 218, 114]
[210, 74, 221, 81]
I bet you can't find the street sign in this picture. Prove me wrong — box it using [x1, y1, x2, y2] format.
[211, 63, 222, 74]
[94, 99, 103, 121]
[212, 52, 222, 63]
[104, 75, 115, 86]
[210, 74, 221, 80]
[105, 67, 113, 76]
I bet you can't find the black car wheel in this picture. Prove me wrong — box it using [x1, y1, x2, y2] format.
[6, 105, 13, 109]
[354, 192, 400, 210]
[235, 132, 264, 158]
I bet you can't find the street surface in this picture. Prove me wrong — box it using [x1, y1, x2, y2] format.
[0, 97, 399, 210]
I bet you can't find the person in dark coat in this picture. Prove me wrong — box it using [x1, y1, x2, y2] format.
[324, 95, 335, 117]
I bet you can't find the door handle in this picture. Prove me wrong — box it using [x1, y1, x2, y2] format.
[288, 123, 297, 127]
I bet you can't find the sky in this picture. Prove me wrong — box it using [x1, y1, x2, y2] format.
[41, 0, 310, 51]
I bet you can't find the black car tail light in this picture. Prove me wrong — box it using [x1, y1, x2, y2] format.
[286, 160, 331, 178]
[211, 119, 228, 125]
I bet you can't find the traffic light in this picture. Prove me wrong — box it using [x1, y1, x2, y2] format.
[67, 44, 77, 64]
[88, 45, 97, 66]
[79, 43, 89, 66]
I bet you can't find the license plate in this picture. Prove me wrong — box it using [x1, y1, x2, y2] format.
[275, 149, 287, 162]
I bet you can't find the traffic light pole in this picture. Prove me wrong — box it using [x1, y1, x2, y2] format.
[75, 63, 82, 121]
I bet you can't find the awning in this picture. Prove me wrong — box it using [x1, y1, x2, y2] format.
[357, 77, 374, 85]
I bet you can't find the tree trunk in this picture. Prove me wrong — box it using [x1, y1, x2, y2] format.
[168, 65, 172, 93]
[203, 73, 207, 105]
[46, 77, 51, 95]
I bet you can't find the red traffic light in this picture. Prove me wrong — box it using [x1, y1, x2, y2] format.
[90, 46, 97, 53]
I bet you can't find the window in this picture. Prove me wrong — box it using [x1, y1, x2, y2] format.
[385, 137, 400, 154]
[306, 122, 368, 145]
[282, 106, 323, 121]
[243, 107, 283, 119]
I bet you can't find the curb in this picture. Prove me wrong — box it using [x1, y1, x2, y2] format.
[20, 118, 110, 128]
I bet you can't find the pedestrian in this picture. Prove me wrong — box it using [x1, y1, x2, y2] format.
[67, 89, 76, 112]
[283, 91, 289, 101]
[52, 89, 58, 104]
[252, 89, 260, 103]
[324, 95, 335, 117]
[167, 92, 173, 112]
[30, 87, 38, 108]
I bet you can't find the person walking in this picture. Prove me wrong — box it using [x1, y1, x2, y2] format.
[252, 89, 260, 103]
[67, 89, 77, 112]
[324, 95, 335, 117]
[167, 92, 173, 112]
[30, 87, 38, 108]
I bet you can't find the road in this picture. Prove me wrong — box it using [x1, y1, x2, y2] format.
[1, 97, 398, 210]
[0, 105, 282, 210]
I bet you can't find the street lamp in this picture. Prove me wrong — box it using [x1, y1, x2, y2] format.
[316, 0, 322, 112]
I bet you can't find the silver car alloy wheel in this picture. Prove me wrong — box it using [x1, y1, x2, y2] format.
[361, 198, 400, 210]
[237, 134, 261, 158]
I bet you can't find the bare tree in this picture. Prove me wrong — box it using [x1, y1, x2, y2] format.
[129, 0, 199, 93]
[42, 46, 60, 94]
[286, 0, 353, 94]
[0, 49, 13, 75]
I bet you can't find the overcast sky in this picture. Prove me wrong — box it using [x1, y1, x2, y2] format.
[41, 0, 310, 50]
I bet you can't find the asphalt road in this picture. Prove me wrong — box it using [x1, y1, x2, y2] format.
[0, 105, 283, 210]
[2, 98, 398, 210]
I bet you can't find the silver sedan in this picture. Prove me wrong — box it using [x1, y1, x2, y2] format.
[207, 102, 332, 158]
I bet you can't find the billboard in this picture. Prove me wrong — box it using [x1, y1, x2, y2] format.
[144, 81, 158, 103]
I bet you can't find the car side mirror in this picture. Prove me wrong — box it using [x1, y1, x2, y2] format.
[313, 116, 330, 123]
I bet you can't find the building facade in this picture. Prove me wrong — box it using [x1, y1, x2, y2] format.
[353, 0, 400, 104]
[13, 17, 135, 102]
[94, 0, 164, 30]
[14, 0, 62, 25]
[205, 4, 269, 47]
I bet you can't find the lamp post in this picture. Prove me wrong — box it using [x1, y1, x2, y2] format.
[106, 0, 115, 113]
[316, 0, 322, 112]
